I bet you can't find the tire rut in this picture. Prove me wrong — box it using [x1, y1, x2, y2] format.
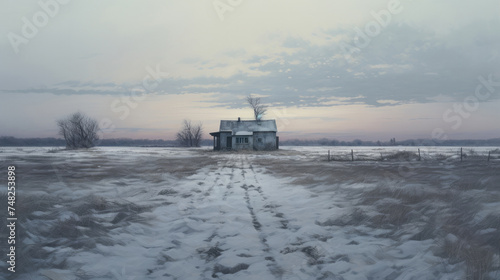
[239, 155, 289, 278]
[159, 154, 296, 279]
[246, 159, 293, 231]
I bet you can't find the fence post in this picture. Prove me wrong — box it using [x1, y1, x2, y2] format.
[351, 149, 354, 161]
[488, 151, 491, 162]
[460, 147, 463, 162]
[418, 148, 421, 161]
[328, 150, 330, 161]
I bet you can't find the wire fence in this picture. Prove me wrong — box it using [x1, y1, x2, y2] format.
[326, 147, 500, 162]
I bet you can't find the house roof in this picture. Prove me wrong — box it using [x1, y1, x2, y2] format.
[219, 119, 277, 133]
[234, 131, 253, 136]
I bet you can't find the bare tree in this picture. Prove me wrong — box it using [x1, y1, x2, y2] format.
[176, 119, 203, 147]
[246, 94, 267, 120]
[57, 112, 100, 149]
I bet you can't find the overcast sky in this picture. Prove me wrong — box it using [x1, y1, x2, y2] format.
[1, 0, 499, 141]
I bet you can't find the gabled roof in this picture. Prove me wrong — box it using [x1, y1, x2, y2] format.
[234, 131, 253, 136]
[219, 119, 277, 133]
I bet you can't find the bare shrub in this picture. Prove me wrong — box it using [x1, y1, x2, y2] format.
[176, 119, 203, 147]
[57, 112, 100, 149]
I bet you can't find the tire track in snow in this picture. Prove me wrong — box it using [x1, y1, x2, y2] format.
[247, 162, 291, 230]
[222, 165, 235, 201]
[201, 163, 237, 245]
[161, 157, 243, 278]
[245, 156, 295, 231]
[238, 155, 290, 278]
[178, 165, 223, 215]
[245, 177, 329, 279]
[159, 154, 298, 279]
[188, 158, 233, 208]
[204, 155, 268, 278]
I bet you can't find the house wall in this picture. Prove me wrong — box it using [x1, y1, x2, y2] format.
[219, 132, 231, 149]
[234, 135, 253, 150]
[253, 132, 277, 150]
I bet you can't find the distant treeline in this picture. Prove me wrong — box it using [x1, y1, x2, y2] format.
[0, 136, 212, 147]
[279, 138, 500, 147]
[1, 136, 499, 147]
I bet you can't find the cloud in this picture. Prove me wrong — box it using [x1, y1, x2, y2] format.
[4, 18, 500, 109]
[1, 1, 499, 140]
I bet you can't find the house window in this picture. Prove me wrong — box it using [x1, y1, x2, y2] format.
[258, 138, 262, 143]
[236, 137, 249, 144]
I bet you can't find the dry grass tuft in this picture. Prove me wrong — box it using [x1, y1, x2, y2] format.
[436, 236, 495, 280]
[382, 150, 420, 161]
[434, 196, 499, 279]
[368, 203, 413, 227]
[12, 192, 151, 273]
[360, 183, 449, 206]
[317, 207, 368, 227]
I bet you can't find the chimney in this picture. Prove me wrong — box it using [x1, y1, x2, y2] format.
[238, 117, 241, 122]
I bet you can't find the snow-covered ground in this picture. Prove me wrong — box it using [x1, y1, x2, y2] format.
[0, 146, 499, 279]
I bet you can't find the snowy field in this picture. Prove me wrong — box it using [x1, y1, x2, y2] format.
[0, 146, 499, 279]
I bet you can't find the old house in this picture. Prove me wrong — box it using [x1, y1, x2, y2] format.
[209, 118, 279, 150]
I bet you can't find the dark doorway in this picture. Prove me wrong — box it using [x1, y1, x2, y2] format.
[227, 137, 232, 149]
